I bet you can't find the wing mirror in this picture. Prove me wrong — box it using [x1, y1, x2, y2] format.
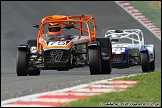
[33, 24, 39, 29]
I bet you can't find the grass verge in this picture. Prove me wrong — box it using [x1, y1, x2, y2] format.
[63, 71, 161, 107]
[127, 1, 161, 28]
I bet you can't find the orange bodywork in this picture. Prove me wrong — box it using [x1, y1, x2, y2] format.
[36, 15, 97, 52]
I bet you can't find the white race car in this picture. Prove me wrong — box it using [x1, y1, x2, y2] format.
[105, 29, 155, 72]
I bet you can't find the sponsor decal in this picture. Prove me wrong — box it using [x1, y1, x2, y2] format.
[50, 50, 63, 62]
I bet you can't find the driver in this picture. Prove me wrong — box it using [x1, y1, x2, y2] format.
[110, 34, 120, 43]
[43, 22, 73, 40]
[47, 23, 62, 36]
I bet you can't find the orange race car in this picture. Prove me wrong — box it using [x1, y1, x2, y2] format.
[16, 15, 112, 76]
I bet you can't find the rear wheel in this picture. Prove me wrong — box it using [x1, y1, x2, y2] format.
[16, 50, 28, 76]
[88, 47, 101, 75]
[140, 52, 150, 72]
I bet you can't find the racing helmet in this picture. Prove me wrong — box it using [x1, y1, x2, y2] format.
[48, 23, 62, 35]
[110, 34, 120, 43]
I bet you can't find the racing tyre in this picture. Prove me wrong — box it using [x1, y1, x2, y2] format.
[16, 50, 28, 76]
[140, 52, 150, 72]
[149, 48, 155, 71]
[149, 60, 155, 71]
[101, 40, 112, 74]
[88, 47, 101, 75]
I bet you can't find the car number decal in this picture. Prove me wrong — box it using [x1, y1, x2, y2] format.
[113, 48, 125, 52]
[48, 41, 67, 46]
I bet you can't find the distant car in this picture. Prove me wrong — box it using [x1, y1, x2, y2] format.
[16, 15, 112, 76]
[105, 29, 155, 72]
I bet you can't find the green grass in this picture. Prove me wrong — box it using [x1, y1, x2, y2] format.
[127, 1, 161, 28]
[62, 71, 161, 107]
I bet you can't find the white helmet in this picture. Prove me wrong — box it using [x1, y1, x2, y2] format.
[110, 34, 120, 43]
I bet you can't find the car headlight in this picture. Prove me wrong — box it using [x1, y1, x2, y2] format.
[30, 46, 37, 53]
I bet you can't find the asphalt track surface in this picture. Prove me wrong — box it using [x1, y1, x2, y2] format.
[1, 1, 161, 101]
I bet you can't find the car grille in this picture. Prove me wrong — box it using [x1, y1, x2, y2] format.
[112, 54, 127, 62]
[44, 49, 69, 65]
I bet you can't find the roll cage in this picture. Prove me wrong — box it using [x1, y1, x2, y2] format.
[35, 15, 97, 52]
[105, 29, 145, 48]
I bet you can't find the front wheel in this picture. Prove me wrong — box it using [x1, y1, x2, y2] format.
[149, 60, 155, 71]
[16, 50, 28, 76]
[101, 41, 112, 74]
[149, 48, 155, 71]
[140, 52, 150, 72]
[88, 47, 101, 75]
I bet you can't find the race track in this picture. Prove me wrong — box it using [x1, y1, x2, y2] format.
[1, 1, 161, 101]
